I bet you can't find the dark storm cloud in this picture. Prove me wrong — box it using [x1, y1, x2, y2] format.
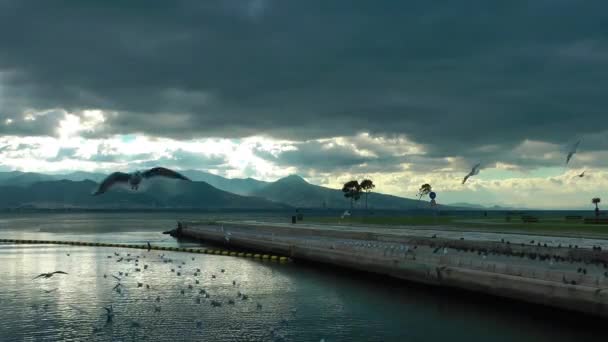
[0, 110, 65, 136]
[85, 146, 226, 169]
[253, 140, 407, 173]
[132, 149, 227, 170]
[1, 0, 608, 163]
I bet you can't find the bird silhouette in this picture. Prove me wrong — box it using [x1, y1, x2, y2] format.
[566, 140, 581, 165]
[462, 163, 481, 184]
[92, 167, 191, 195]
[33, 271, 68, 280]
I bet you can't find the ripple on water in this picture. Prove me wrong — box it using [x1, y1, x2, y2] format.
[1, 212, 607, 341]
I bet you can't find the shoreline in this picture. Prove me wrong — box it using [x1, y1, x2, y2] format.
[176, 220, 608, 318]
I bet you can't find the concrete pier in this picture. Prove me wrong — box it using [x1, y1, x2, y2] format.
[177, 220, 608, 318]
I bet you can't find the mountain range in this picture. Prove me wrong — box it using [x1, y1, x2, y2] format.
[0, 170, 470, 210]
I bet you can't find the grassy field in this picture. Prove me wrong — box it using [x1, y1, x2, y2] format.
[306, 215, 608, 237]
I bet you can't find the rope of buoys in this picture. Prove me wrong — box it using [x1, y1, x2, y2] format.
[0, 238, 292, 262]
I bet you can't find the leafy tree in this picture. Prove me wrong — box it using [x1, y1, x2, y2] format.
[417, 183, 432, 203]
[342, 180, 362, 210]
[592, 197, 601, 217]
[360, 179, 375, 209]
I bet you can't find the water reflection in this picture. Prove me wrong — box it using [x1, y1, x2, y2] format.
[0, 213, 606, 341]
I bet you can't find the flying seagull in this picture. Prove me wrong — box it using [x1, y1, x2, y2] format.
[92, 167, 191, 195]
[566, 140, 581, 165]
[462, 163, 481, 184]
[33, 271, 68, 280]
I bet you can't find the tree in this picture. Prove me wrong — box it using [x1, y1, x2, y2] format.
[360, 179, 375, 209]
[342, 180, 362, 210]
[417, 183, 432, 204]
[592, 197, 601, 217]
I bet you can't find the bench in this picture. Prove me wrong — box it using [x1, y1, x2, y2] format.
[583, 217, 608, 224]
[565, 215, 583, 221]
[521, 216, 539, 223]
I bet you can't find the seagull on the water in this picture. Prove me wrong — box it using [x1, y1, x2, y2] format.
[33, 271, 68, 280]
[92, 167, 191, 195]
[462, 163, 481, 184]
[576, 170, 586, 178]
[566, 140, 581, 165]
[104, 305, 114, 323]
[341, 210, 351, 219]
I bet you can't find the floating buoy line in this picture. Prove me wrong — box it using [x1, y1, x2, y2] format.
[0, 238, 291, 263]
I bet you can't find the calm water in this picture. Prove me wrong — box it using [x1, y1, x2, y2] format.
[0, 212, 604, 341]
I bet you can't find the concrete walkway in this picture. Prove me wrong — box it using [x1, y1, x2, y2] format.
[177, 220, 608, 318]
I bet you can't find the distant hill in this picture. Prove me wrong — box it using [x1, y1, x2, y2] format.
[0, 171, 479, 210]
[0, 171, 106, 186]
[447, 202, 487, 209]
[447, 202, 517, 210]
[251, 175, 453, 210]
[179, 170, 269, 196]
[0, 179, 289, 209]
[0, 170, 270, 196]
[0, 171, 57, 186]
[54, 171, 107, 183]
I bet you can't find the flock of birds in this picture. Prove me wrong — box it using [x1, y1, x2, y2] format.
[31, 248, 305, 341]
[461, 139, 584, 184]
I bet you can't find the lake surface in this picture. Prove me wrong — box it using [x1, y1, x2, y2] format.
[0, 212, 604, 341]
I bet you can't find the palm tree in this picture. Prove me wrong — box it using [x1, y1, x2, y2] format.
[592, 197, 601, 217]
[417, 183, 432, 204]
[342, 180, 362, 210]
[360, 179, 375, 209]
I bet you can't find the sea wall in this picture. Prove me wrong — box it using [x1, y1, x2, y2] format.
[177, 221, 608, 318]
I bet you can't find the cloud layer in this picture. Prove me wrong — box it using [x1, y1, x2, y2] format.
[1, 1, 607, 208]
[2, 1, 607, 148]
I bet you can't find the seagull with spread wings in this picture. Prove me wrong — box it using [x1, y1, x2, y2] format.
[33, 271, 68, 280]
[92, 167, 191, 195]
[462, 163, 481, 184]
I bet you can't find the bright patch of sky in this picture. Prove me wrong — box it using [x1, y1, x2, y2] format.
[0, 116, 605, 209]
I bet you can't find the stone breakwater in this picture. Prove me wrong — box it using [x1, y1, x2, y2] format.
[175, 220, 608, 318]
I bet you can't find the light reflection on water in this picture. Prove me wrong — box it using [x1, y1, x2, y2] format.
[0, 212, 605, 341]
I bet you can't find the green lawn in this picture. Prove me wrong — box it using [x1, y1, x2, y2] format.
[305, 215, 608, 238]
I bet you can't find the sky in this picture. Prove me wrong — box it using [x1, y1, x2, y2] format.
[1, 0, 607, 209]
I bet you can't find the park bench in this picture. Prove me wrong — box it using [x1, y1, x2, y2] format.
[565, 215, 583, 221]
[583, 217, 608, 224]
[521, 216, 539, 223]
